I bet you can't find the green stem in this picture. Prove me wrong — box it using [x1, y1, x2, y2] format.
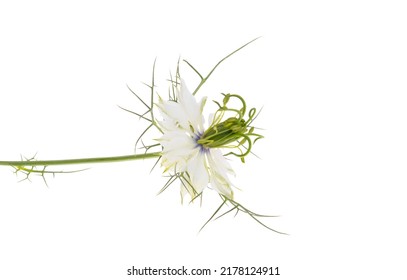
[190, 37, 260, 96]
[0, 152, 161, 167]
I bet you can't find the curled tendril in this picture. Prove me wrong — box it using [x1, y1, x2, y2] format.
[198, 93, 264, 162]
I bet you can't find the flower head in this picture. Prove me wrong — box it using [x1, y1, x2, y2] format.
[157, 80, 232, 200]
[156, 79, 262, 201]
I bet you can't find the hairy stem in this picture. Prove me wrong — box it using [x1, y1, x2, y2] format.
[0, 153, 161, 167]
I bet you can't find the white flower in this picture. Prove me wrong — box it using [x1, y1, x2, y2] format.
[156, 80, 235, 200]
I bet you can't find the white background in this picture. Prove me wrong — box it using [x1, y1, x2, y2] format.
[1, 1, 406, 279]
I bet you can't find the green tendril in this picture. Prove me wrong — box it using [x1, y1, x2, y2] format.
[197, 93, 263, 162]
[200, 194, 287, 235]
[185, 37, 261, 96]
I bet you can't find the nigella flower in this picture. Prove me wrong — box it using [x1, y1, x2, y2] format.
[156, 78, 262, 202]
[157, 80, 235, 200]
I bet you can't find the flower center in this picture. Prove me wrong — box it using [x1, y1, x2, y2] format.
[194, 132, 210, 154]
[195, 93, 263, 162]
[197, 117, 248, 149]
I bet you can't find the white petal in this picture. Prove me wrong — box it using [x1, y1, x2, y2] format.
[208, 149, 235, 177]
[178, 79, 206, 131]
[157, 80, 206, 133]
[210, 177, 233, 199]
[158, 131, 197, 172]
[207, 149, 235, 198]
[186, 150, 209, 195]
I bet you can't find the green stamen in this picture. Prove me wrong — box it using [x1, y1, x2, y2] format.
[197, 94, 263, 161]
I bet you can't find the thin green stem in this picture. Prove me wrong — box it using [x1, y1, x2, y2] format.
[189, 37, 261, 96]
[0, 153, 161, 167]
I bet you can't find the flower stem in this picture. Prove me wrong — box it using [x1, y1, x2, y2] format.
[0, 152, 161, 167]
